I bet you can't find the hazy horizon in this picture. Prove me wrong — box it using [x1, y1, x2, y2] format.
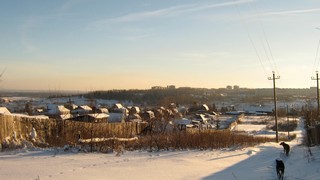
[0, 85, 316, 93]
[1, 0, 320, 91]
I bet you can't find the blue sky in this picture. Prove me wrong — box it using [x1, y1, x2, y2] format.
[1, 0, 320, 91]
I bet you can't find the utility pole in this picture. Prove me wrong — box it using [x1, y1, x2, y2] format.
[287, 104, 289, 140]
[311, 71, 320, 118]
[268, 71, 280, 143]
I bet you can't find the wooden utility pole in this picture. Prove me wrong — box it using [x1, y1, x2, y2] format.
[287, 104, 289, 140]
[268, 71, 280, 143]
[311, 71, 320, 118]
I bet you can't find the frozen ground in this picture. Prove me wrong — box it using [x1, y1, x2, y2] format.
[0, 117, 319, 180]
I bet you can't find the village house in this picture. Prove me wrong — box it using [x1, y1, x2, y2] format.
[107, 103, 128, 123]
[109, 103, 127, 113]
[141, 110, 155, 122]
[71, 105, 92, 115]
[96, 107, 109, 114]
[46, 104, 71, 120]
[69, 113, 109, 123]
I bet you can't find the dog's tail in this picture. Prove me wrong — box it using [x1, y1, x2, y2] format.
[279, 169, 283, 174]
[278, 170, 284, 180]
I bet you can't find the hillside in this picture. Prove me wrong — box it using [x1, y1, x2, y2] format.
[0, 117, 319, 180]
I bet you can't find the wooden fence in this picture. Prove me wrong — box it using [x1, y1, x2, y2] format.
[0, 114, 147, 147]
[307, 124, 320, 146]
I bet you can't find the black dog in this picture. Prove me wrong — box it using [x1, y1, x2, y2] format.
[276, 159, 285, 180]
[280, 142, 290, 156]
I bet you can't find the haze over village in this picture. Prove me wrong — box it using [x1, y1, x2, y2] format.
[1, 0, 320, 180]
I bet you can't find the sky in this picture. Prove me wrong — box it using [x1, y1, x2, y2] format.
[1, 0, 320, 91]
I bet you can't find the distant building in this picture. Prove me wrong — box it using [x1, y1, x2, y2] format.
[233, 85, 240, 90]
[152, 85, 176, 89]
[167, 85, 176, 89]
[151, 86, 166, 90]
[226, 85, 232, 90]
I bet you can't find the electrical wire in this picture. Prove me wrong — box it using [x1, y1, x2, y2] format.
[250, 2, 280, 76]
[311, 40, 320, 80]
[315, 41, 320, 73]
[232, 1, 269, 77]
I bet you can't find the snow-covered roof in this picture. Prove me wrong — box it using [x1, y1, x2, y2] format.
[47, 104, 70, 115]
[10, 113, 49, 119]
[130, 106, 140, 114]
[113, 103, 123, 109]
[79, 105, 92, 111]
[88, 113, 109, 119]
[98, 108, 109, 113]
[202, 104, 209, 111]
[58, 105, 70, 113]
[71, 105, 92, 114]
[59, 114, 73, 120]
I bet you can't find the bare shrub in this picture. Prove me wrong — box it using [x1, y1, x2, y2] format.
[130, 130, 270, 151]
[1, 114, 271, 152]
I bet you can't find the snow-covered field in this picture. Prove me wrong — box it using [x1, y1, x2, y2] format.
[1, 117, 320, 180]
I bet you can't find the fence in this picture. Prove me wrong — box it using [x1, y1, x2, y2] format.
[307, 124, 320, 146]
[0, 114, 147, 147]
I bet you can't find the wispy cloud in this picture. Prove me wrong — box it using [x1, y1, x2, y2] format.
[124, 34, 155, 41]
[88, 0, 255, 30]
[262, 7, 320, 16]
[20, 17, 38, 53]
[60, 0, 90, 12]
[175, 51, 231, 62]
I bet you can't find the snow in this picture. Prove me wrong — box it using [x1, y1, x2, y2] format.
[1, 117, 320, 180]
[0, 107, 11, 114]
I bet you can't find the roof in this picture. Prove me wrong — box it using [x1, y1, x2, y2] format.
[98, 108, 109, 113]
[47, 105, 70, 115]
[130, 106, 140, 114]
[57, 105, 70, 113]
[202, 104, 209, 111]
[113, 103, 123, 109]
[59, 114, 73, 120]
[10, 113, 49, 119]
[80, 105, 92, 111]
[88, 113, 109, 119]
[71, 105, 92, 113]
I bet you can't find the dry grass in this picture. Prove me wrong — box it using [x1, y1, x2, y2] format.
[1, 114, 272, 152]
[130, 130, 270, 151]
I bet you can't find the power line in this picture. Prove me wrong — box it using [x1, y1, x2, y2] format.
[316, 45, 320, 73]
[0, 69, 5, 83]
[309, 40, 320, 88]
[232, 1, 269, 77]
[250, 2, 279, 75]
